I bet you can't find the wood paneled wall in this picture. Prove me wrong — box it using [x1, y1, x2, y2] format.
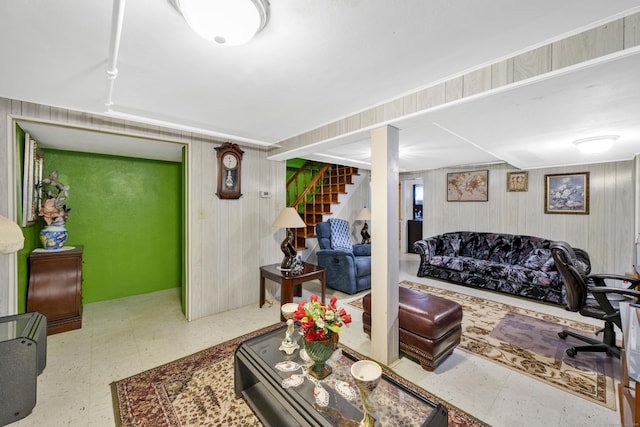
[408, 161, 635, 274]
[0, 98, 286, 319]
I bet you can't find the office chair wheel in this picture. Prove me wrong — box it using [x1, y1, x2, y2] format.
[566, 347, 577, 357]
[558, 331, 568, 339]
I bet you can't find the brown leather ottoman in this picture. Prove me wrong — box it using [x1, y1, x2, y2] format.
[362, 286, 462, 371]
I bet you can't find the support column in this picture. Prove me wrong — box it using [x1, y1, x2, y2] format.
[370, 125, 399, 365]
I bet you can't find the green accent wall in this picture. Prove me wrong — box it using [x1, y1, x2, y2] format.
[286, 159, 324, 208]
[36, 150, 183, 304]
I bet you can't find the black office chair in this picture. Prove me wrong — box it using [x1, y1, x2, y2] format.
[550, 241, 640, 358]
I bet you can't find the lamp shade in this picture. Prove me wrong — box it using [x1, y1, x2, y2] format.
[356, 207, 371, 221]
[0, 215, 24, 254]
[272, 207, 306, 229]
[174, 0, 269, 46]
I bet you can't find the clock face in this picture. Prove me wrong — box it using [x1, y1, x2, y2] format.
[223, 153, 238, 169]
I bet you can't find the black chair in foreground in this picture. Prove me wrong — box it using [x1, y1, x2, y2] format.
[550, 241, 640, 358]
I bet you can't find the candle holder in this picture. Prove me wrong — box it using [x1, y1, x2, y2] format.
[350, 360, 382, 427]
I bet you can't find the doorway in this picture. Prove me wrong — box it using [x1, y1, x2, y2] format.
[7, 117, 190, 317]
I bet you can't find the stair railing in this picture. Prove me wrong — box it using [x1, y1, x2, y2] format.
[289, 163, 331, 211]
[286, 162, 333, 249]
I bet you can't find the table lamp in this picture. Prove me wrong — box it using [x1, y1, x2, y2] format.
[272, 207, 306, 270]
[355, 207, 371, 244]
[0, 215, 24, 254]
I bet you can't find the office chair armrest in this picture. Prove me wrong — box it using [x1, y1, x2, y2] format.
[590, 273, 640, 289]
[589, 286, 640, 300]
[589, 287, 640, 315]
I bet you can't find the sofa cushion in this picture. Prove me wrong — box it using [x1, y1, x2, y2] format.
[471, 259, 508, 276]
[541, 256, 555, 272]
[436, 233, 461, 257]
[472, 233, 493, 260]
[488, 234, 513, 263]
[515, 236, 549, 265]
[507, 265, 557, 286]
[522, 248, 552, 270]
[328, 218, 353, 251]
[429, 255, 465, 271]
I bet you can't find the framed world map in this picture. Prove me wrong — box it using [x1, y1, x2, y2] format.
[447, 170, 488, 202]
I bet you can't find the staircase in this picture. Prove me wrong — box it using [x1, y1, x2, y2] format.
[286, 161, 360, 249]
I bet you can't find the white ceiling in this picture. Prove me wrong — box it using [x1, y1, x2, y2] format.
[1, 1, 639, 170]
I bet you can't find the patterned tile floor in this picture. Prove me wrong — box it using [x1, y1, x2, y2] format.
[13, 254, 620, 427]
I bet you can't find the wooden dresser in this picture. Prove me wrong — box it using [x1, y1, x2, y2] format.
[27, 245, 83, 335]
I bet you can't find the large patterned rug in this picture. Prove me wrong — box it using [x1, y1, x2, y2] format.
[111, 323, 488, 426]
[348, 280, 619, 410]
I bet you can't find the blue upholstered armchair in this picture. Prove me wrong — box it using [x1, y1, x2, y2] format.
[316, 219, 371, 294]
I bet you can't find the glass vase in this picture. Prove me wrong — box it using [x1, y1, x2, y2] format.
[304, 332, 338, 380]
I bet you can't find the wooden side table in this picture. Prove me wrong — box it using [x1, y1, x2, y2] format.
[27, 246, 83, 335]
[259, 263, 326, 321]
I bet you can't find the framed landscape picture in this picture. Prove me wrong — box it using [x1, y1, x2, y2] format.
[447, 170, 488, 202]
[544, 172, 589, 214]
[507, 171, 528, 192]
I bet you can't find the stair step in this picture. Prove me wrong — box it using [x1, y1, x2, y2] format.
[305, 204, 332, 213]
[313, 194, 340, 204]
[327, 176, 353, 185]
[302, 214, 324, 224]
[319, 183, 347, 193]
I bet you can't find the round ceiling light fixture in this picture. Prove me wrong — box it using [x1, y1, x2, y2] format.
[572, 135, 619, 154]
[174, 0, 269, 46]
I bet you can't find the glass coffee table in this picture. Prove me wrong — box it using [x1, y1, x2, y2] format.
[234, 325, 447, 426]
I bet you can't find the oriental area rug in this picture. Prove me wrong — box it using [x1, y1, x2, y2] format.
[348, 280, 619, 410]
[111, 323, 488, 427]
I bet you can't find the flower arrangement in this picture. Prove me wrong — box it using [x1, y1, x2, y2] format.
[294, 294, 352, 341]
[37, 170, 71, 226]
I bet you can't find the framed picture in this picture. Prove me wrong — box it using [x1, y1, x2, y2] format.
[544, 172, 589, 214]
[447, 170, 488, 202]
[507, 171, 528, 192]
[21, 133, 44, 226]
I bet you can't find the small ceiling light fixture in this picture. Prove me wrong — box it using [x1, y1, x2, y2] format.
[572, 135, 619, 154]
[173, 0, 269, 46]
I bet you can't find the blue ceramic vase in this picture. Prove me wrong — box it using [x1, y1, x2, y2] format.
[40, 225, 68, 250]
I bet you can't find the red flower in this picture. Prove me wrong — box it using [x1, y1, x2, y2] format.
[306, 329, 326, 341]
[329, 295, 338, 307]
[338, 308, 352, 324]
[342, 312, 352, 324]
[293, 302, 306, 321]
[310, 294, 318, 303]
